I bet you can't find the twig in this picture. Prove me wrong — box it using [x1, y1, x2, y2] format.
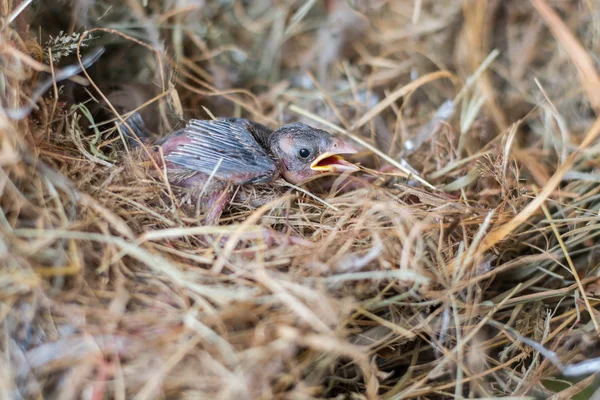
[1, 47, 105, 120]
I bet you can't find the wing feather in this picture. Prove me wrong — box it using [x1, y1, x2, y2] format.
[164, 119, 278, 184]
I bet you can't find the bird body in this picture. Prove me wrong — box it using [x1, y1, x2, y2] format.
[159, 118, 279, 185]
[134, 117, 359, 223]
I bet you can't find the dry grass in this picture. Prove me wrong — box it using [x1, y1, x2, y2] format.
[2, 0, 600, 399]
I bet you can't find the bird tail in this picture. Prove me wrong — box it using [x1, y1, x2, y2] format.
[118, 111, 153, 148]
[93, 84, 158, 149]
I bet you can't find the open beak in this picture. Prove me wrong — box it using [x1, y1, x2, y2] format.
[310, 139, 360, 174]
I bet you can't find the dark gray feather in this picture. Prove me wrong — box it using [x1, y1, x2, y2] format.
[164, 119, 278, 184]
[222, 118, 273, 149]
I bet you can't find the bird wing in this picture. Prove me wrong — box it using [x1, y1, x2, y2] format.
[222, 118, 273, 149]
[163, 119, 279, 184]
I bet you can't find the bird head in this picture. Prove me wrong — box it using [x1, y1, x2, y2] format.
[269, 123, 359, 184]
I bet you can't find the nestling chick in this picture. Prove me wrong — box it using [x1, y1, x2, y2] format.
[139, 118, 359, 223]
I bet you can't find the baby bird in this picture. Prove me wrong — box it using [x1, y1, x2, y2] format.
[138, 117, 359, 223]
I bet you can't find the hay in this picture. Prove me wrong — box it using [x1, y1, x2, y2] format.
[2, 0, 600, 398]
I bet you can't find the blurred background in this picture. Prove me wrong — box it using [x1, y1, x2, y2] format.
[3, 1, 600, 399]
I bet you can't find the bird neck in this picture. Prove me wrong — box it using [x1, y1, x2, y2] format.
[267, 132, 291, 179]
[266, 131, 282, 158]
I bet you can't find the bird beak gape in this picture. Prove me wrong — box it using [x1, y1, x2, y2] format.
[310, 139, 360, 174]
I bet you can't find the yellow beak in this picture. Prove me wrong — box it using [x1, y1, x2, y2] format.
[309, 138, 360, 173]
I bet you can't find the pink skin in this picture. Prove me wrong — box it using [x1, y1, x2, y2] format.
[165, 171, 231, 224]
[157, 131, 188, 154]
[204, 190, 232, 225]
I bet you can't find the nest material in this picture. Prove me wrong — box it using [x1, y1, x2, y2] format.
[2, 0, 600, 399]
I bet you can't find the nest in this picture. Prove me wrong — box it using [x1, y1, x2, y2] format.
[3, 0, 600, 398]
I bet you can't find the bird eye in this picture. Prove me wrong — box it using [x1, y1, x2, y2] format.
[298, 148, 311, 159]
